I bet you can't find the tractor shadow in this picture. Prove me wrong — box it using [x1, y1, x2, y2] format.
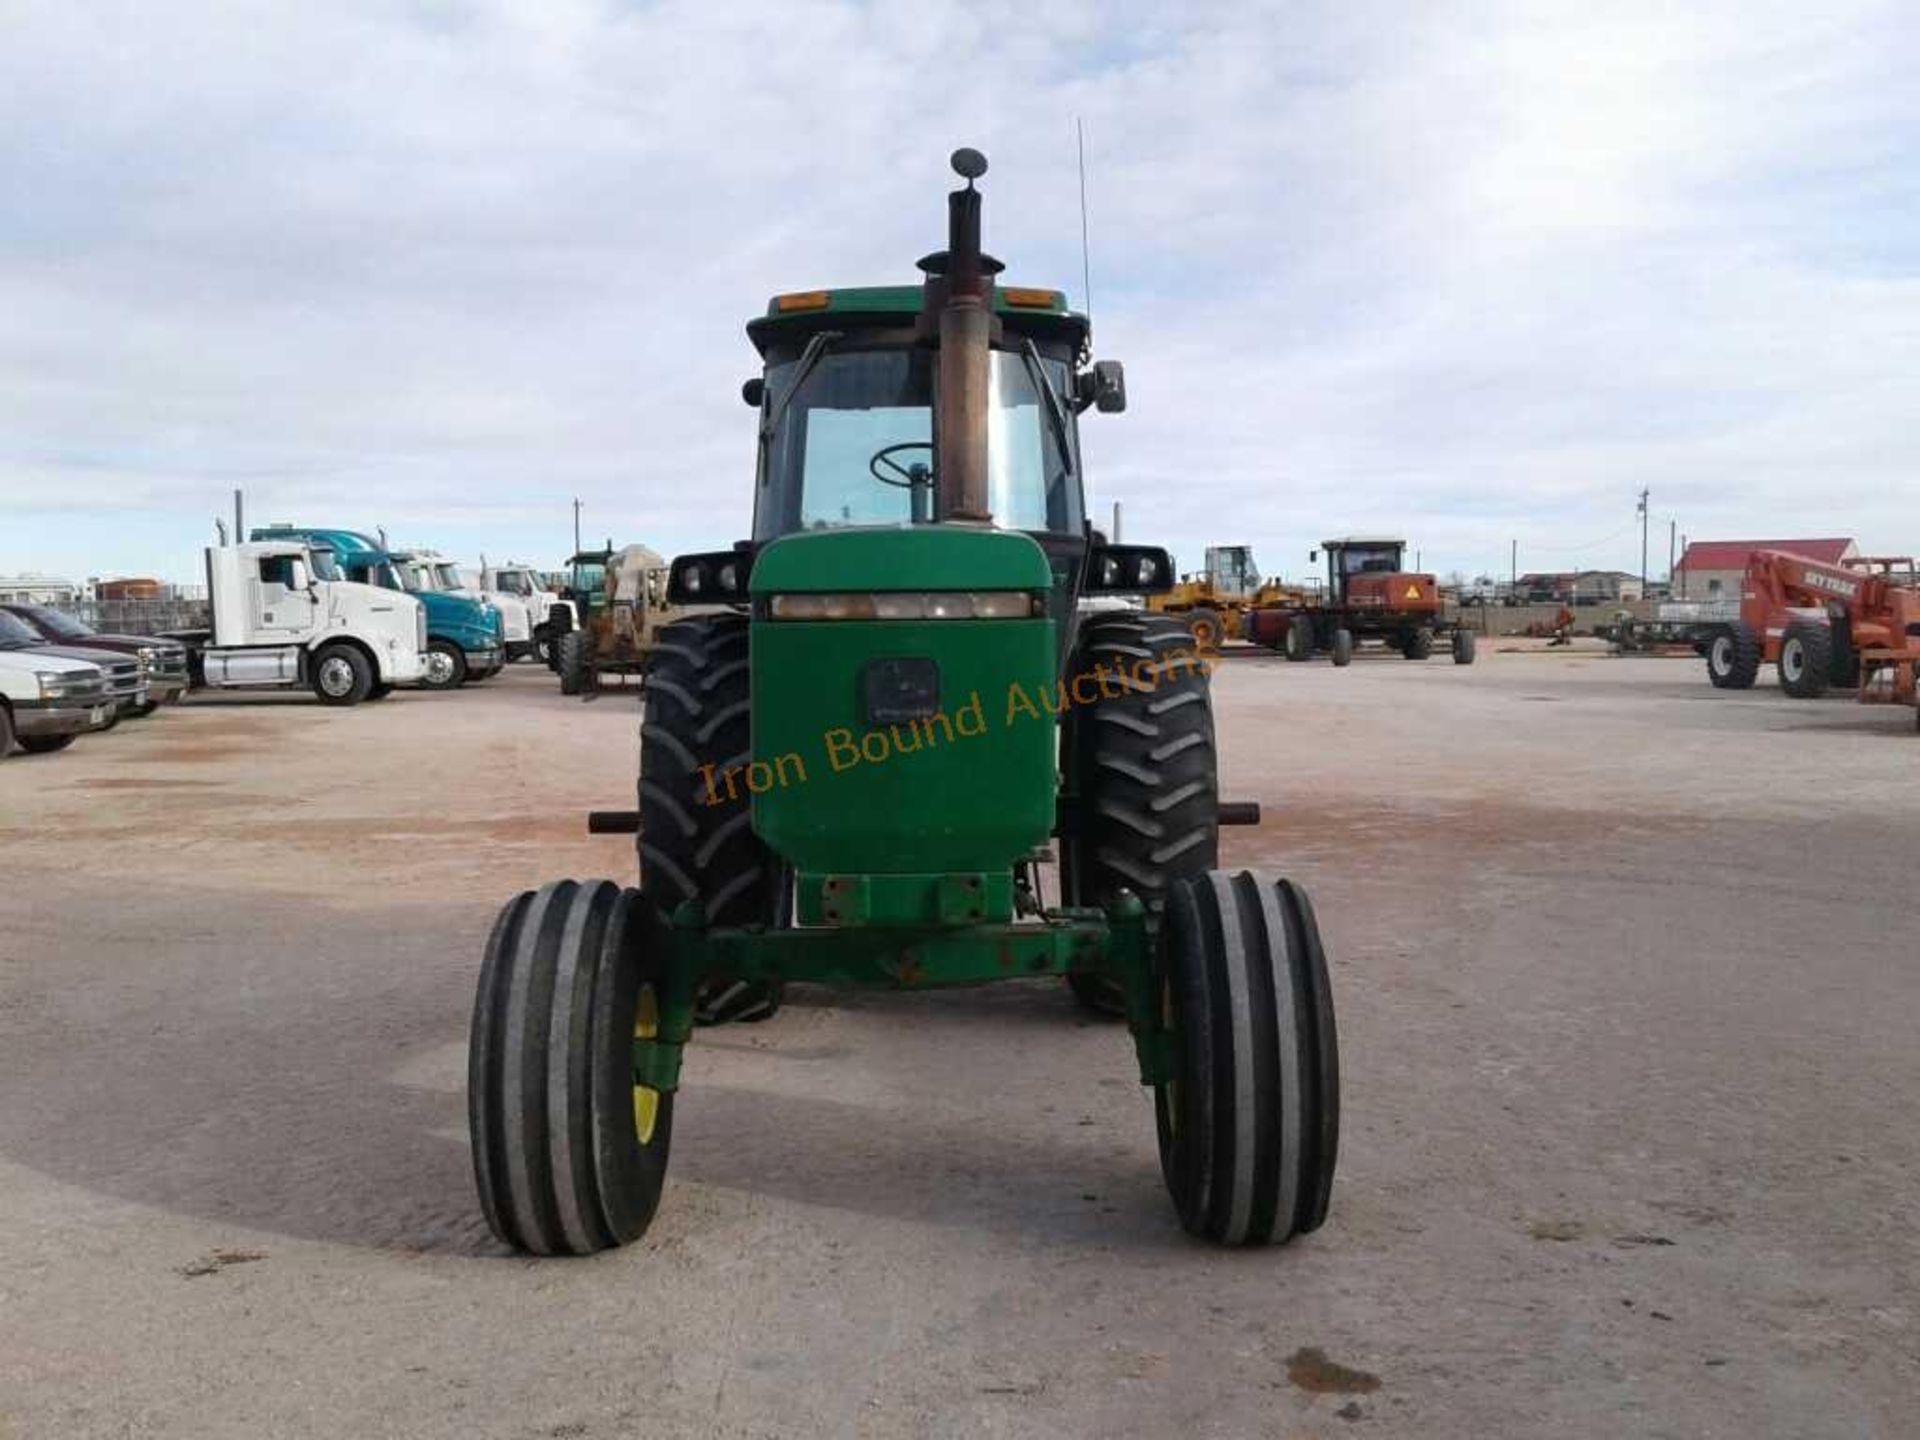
[0, 891, 1176, 1259]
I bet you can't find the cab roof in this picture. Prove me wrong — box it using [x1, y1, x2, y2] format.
[747, 284, 1088, 356]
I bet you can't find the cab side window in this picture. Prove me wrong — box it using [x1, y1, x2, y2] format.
[258, 556, 295, 586]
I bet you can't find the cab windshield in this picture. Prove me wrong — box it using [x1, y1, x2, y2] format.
[434, 563, 465, 590]
[308, 547, 342, 582]
[1337, 547, 1404, 576]
[0, 610, 43, 649]
[495, 570, 533, 596]
[22, 606, 90, 641]
[345, 560, 402, 591]
[755, 346, 1081, 539]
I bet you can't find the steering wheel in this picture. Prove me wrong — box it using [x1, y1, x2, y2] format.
[869, 441, 935, 490]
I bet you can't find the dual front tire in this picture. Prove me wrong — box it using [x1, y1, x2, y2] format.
[469, 880, 671, 1255]
[468, 867, 1341, 1255]
[1157, 871, 1339, 1246]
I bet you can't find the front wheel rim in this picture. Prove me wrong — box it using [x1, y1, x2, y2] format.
[1782, 642, 1802, 681]
[425, 652, 453, 685]
[319, 657, 354, 696]
[633, 984, 661, 1146]
[1712, 637, 1731, 673]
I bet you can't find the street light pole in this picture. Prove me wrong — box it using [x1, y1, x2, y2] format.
[572, 498, 582, 557]
[1636, 488, 1649, 597]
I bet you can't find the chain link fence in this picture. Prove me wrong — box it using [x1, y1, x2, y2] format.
[48, 598, 210, 636]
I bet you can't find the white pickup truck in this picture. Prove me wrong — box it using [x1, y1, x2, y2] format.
[0, 630, 112, 758]
[174, 538, 429, 704]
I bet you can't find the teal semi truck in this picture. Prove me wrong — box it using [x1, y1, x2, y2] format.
[251, 527, 502, 689]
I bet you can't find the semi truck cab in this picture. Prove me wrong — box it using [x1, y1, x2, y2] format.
[251, 528, 502, 689]
[187, 538, 429, 704]
[418, 550, 535, 664]
[482, 561, 575, 662]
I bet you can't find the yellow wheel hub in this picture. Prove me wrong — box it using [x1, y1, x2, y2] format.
[633, 985, 661, 1146]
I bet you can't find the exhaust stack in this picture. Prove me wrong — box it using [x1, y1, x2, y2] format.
[921, 147, 1003, 524]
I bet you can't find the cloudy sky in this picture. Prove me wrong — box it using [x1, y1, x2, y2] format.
[3, 0, 1915, 587]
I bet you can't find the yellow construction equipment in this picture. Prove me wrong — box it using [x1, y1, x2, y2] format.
[1148, 545, 1306, 650]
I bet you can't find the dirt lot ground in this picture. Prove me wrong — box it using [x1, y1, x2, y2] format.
[1, 646, 1913, 1438]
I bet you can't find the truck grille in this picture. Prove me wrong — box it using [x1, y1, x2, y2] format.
[62, 674, 109, 707]
[103, 660, 144, 702]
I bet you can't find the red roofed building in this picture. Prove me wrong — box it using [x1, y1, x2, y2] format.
[1673, 538, 1856, 600]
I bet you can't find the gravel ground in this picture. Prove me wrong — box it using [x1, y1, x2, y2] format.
[0, 647, 1913, 1438]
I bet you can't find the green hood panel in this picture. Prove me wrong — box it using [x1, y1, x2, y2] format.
[750, 526, 1052, 596]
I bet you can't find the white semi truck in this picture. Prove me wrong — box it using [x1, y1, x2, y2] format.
[178, 536, 429, 704]
[480, 559, 576, 663]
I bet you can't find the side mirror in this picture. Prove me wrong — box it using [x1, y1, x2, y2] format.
[1083, 543, 1174, 596]
[741, 377, 766, 408]
[1078, 359, 1126, 414]
[288, 559, 311, 592]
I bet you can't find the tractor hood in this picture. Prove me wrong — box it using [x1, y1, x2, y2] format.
[749, 525, 1052, 597]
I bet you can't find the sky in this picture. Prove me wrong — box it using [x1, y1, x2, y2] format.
[2, 0, 1916, 587]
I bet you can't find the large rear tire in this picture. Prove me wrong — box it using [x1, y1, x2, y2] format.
[1706, 622, 1760, 689]
[1156, 871, 1339, 1246]
[1777, 621, 1831, 699]
[468, 880, 670, 1255]
[639, 614, 784, 1024]
[1061, 610, 1218, 1015]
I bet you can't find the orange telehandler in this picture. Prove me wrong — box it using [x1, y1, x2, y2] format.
[1704, 549, 1920, 729]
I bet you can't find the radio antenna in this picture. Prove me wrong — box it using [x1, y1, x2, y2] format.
[1076, 117, 1094, 328]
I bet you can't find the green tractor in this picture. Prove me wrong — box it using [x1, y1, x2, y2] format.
[467, 149, 1340, 1253]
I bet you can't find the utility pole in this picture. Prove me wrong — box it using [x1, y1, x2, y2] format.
[1636, 488, 1650, 597]
[1510, 538, 1517, 596]
[1668, 520, 1676, 589]
[572, 498, 583, 557]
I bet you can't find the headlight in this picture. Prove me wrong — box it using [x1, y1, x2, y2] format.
[35, 668, 93, 700]
[768, 592, 1040, 621]
[137, 646, 155, 672]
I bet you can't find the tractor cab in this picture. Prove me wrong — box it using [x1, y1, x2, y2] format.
[1312, 536, 1437, 617]
[1203, 545, 1262, 599]
[735, 280, 1125, 650]
[1318, 537, 1407, 606]
[564, 549, 612, 613]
